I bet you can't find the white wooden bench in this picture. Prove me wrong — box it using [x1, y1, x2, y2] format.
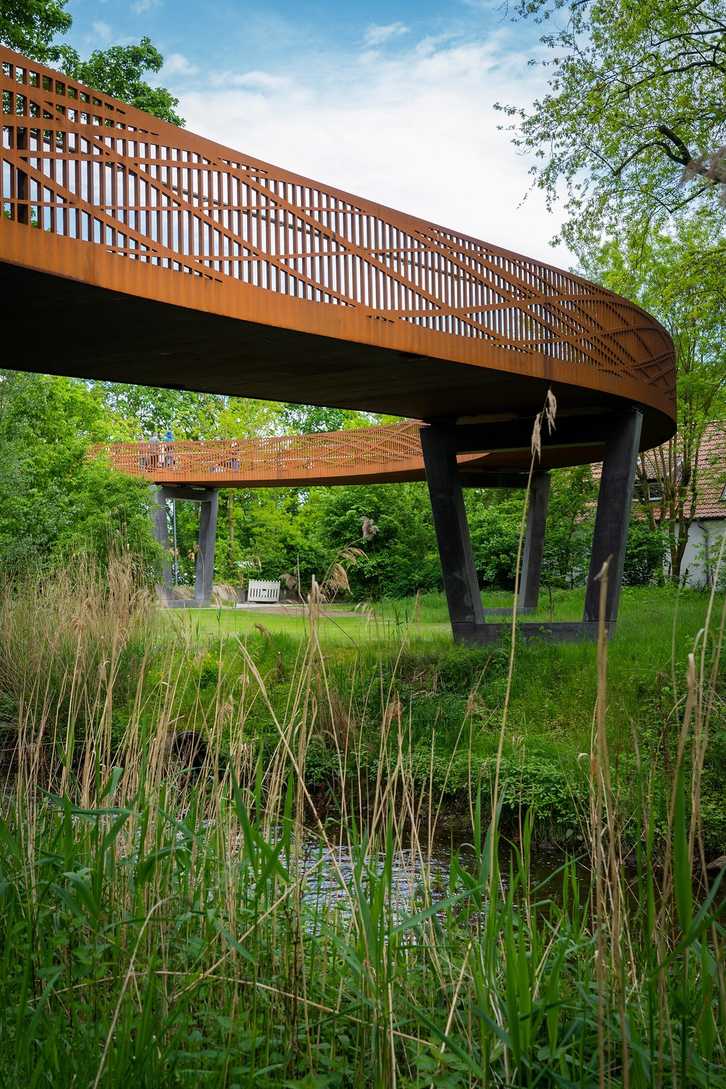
[247, 579, 281, 603]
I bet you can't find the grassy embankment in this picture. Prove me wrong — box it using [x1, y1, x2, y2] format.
[0, 559, 724, 1085]
[168, 585, 725, 850]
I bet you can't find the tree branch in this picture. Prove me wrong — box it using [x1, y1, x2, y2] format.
[656, 124, 694, 165]
[612, 140, 681, 175]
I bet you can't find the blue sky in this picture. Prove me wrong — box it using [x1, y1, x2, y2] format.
[62, 1, 569, 263]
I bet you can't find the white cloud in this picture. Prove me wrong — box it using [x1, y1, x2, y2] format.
[131, 0, 160, 13]
[363, 22, 409, 48]
[91, 20, 113, 43]
[176, 31, 569, 265]
[160, 52, 199, 78]
[210, 70, 292, 92]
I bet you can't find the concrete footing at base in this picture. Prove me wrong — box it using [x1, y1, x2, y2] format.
[453, 621, 612, 645]
[482, 606, 535, 616]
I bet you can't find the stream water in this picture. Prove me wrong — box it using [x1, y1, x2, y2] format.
[292, 828, 583, 924]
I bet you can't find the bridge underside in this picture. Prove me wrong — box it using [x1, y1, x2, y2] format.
[0, 44, 678, 645]
[147, 407, 640, 645]
[4, 258, 660, 642]
[2, 258, 671, 470]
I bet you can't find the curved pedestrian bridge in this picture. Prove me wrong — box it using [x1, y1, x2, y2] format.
[1, 46, 674, 449]
[97, 421, 501, 488]
[0, 46, 677, 641]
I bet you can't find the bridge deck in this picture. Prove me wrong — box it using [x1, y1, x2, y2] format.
[1, 46, 675, 465]
[0, 46, 675, 639]
[96, 421, 507, 489]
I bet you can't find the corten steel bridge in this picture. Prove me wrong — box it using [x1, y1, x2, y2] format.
[1, 46, 676, 641]
[97, 421, 528, 610]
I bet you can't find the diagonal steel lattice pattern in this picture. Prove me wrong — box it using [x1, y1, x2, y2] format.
[95, 420, 454, 487]
[1, 46, 675, 426]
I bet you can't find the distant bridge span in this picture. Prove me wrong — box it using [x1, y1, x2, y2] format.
[98, 421, 501, 489]
[0, 47, 676, 640]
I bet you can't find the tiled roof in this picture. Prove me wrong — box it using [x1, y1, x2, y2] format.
[689, 421, 726, 520]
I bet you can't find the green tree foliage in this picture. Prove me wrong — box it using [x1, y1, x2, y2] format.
[0, 371, 158, 575]
[466, 468, 599, 591]
[1, 1, 182, 125]
[94, 383, 226, 440]
[542, 466, 598, 587]
[91, 385, 381, 442]
[467, 490, 524, 589]
[309, 483, 440, 598]
[217, 398, 291, 439]
[623, 521, 668, 586]
[0, 0, 71, 63]
[499, 0, 726, 253]
[581, 213, 726, 580]
[58, 39, 183, 126]
[278, 404, 384, 434]
[235, 492, 328, 588]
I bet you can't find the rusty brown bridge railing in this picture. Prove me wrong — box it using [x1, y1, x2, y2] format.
[95, 420, 440, 488]
[1, 45, 674, 444]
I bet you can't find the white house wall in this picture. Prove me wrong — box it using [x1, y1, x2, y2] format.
[680, 519, 726, 588]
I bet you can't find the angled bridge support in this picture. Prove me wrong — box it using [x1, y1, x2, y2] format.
[421, 425, 485, 640]
[422, 409, 642, 644]
[151, 486, 219, 607]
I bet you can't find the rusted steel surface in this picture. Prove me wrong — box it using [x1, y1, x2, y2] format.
[96, 421, 492, 488]
[1, 46, 676, 447]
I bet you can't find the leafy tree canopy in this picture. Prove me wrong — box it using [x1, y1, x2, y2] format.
[94, 383, 226, 440]
[91, 384, 386, 441]
[0, 0, 71, 63]
[1, 0, 182, 125]
[278, 404, 389, 435]
[580, 212, 726, 447]
[0, 371, 157, 574]
[579, 211, 726, 579]
[498, 0, 726, 252]
[59, 38, 184, 126]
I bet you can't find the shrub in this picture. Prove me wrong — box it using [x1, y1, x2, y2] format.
[624, 521, 667, 585]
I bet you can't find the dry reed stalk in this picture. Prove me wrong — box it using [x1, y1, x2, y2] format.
[590, 558, 626, 1087]
[486, 390, 558, 974]
[234, 638, 363, 921]
[92, 897, 169, 1089]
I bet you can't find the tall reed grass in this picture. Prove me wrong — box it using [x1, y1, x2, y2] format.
[0, 549, 723, 1087]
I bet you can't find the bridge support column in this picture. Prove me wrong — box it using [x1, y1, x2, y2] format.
[421, 424, 484, 641]
[583, 407, 643, 628]
[195, 489, 219, 607]
[150, 487, 172, 602]
[519, 471, 550, 613]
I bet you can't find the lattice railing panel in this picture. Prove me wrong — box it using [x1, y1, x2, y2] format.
[1, 47, 675, 403]
[95, 421, 426, 484]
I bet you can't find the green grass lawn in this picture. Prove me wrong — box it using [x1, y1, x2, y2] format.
[164, 602, 451, 644]
[164, 584, 718, 654]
